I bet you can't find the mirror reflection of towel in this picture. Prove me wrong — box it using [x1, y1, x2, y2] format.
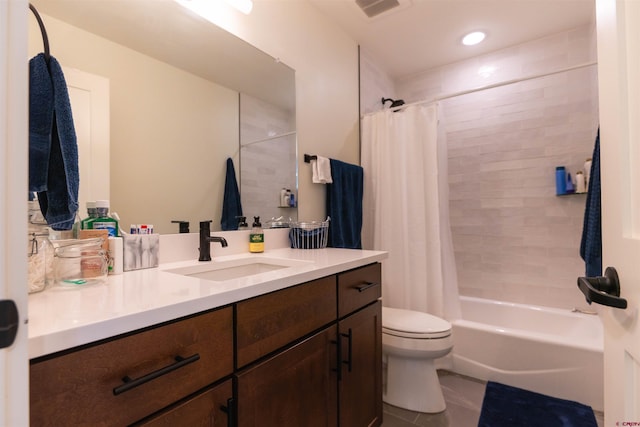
[221, 158, 243, 231]
[326, 159, 363, 249]
[29, 53, 79, 230]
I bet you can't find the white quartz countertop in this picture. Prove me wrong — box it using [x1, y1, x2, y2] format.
[28, 247, 387, 359]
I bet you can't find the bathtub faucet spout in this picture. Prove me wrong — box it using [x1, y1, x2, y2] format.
[571, 307, 598, 315]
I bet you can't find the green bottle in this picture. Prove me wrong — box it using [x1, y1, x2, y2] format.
[81, 201, 98, 230]
[89, 200, 119, 237]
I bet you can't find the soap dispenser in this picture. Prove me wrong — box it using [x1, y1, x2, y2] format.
[249, 216, 264, 253]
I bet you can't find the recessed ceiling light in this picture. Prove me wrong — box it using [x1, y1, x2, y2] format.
[462, 31, 486, 46]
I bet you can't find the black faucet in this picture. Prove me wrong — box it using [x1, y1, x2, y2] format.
[199, 220, 228, 261]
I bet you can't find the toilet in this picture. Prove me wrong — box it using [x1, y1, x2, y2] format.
[382, 306, 453, 413]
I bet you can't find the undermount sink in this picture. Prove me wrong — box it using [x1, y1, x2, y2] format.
[164, 257, 312, 282]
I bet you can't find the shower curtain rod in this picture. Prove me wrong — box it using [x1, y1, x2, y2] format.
[365, 61, 598, 116]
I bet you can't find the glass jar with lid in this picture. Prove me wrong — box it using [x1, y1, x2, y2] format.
[51, 237, 108, 287]
[28, 200, 52, 293]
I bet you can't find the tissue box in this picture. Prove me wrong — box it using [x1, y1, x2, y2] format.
[123, 234, 160, 271]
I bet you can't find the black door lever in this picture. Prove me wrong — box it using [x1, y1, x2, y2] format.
[577, 266, 627, 309]
[0, 300, 19, 349]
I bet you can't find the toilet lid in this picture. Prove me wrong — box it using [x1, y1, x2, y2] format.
[382, 306, 451, 339]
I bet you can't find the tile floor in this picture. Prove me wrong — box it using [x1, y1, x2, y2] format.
[381, 371, 605, 427]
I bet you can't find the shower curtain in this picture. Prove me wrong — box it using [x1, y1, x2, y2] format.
[361, 103, 461, 320]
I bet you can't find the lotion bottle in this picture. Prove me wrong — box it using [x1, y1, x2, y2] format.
[249, 216, 264, 253]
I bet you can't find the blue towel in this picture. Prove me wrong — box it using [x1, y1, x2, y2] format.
[220, 157, 243, 231]
[580, 129, 601, 277]
[29, 53, 79, 230]
[326, 158, 363, 249]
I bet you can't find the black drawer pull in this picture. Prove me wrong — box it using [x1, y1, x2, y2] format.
[355, 282, 379, 292]
[341, 329, 353, 373]
[331, 337, 343, 381]
[220, 397, 236, 427]
[112, 353, 200, 396]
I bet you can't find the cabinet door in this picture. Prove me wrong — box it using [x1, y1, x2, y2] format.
[236, 276, 336, 368]
[339, 301, 382, 427]
[30, 306, 233, 426]
[136, 379, 233, 427]
[236, 326, 338, 427]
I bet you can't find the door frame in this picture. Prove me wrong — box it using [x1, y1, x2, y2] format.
[1, 0, 30, 425]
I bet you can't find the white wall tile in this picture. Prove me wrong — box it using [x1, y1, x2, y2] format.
[400, 24, 598, 309]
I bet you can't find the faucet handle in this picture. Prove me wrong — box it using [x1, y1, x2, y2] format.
[171, 220, 190, 233]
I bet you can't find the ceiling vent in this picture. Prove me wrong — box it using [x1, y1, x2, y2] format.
[355, 0, 401, 18]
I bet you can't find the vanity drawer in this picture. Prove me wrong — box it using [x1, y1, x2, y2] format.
[30, 306, 233, 426]
[338, 263, 382, 318]
[236, 276, 337, 368]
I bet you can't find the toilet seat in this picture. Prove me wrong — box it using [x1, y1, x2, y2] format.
[382, 307, 451, 339]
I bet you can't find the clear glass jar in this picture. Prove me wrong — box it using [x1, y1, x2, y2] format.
[28, 226, 52, 293]
[52, 238, 108, 287]
[28, 201, 52, 294]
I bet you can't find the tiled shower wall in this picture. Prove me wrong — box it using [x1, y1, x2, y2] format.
[363, 24, 599, 309]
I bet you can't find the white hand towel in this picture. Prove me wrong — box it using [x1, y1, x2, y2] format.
[312, 156, 333, 184]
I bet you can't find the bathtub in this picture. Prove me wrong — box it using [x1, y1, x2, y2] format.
[451, 296, 603, 411]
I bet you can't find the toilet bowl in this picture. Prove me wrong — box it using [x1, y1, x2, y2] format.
[382, 306, 453, 413]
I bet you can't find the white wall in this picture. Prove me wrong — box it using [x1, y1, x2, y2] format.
[361, 24, 599, 309]
[360, 47, 397, 115]
[203, 2, 360, 222]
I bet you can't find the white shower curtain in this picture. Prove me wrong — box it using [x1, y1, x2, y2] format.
[361, 103, 461, 320]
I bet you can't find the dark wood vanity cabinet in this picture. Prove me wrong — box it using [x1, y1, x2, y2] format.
[237, 326, 339, 427]
[235, 262, 382, 427]
[337, 263, 383, 427]
[338, 301, 382, 427]
[30, 306, 234, 426]
[29, 262, 382, 427]
[137, 379, 233, 427]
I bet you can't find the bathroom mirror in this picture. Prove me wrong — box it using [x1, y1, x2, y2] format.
[28, 0, 296, 234]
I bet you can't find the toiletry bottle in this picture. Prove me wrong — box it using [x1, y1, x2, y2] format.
[90, 200, 119, 237]
[584, 158, 592, 189]
[81, 201, 98, 230]
[566, 172, 575, 193]
[280, 188, 287, 207]
[576, 171, 586, 193]
[249, 216, 264, 253]
[285, 189, 291, 207]
[289, 191, 296, 207]
[555, 166, 567, 195]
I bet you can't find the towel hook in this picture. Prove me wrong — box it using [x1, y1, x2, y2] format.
[29, 3, 50, 66]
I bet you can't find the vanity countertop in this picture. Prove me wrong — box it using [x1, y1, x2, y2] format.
[28, 247, 387, 359]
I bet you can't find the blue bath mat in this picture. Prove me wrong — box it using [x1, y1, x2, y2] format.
[478, 381, 597, 427]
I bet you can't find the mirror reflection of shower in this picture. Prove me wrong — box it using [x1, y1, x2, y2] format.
[240, 93, 298, 225]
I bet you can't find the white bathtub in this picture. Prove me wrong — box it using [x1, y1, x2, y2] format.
[451, 296, 603, 411]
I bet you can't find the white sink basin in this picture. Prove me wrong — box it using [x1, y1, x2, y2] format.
[164, 257, 312, 282]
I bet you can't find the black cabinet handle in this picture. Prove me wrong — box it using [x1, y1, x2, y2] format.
[577, 266, 627, 309]
[220, 397, 236, 427]
[331, 336, 343, 381]
[355, 282, 379, 293]
[341, 329, 353, 373]
[112, 353, 200, 395]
